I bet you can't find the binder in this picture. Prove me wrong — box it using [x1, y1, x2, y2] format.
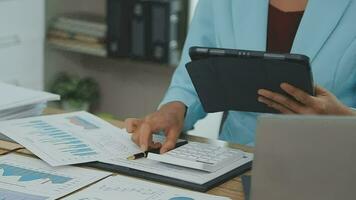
[83, 160, 251, 192]
[106, 0, 134, 57]
[148, 0, 187, 65]
[106, 0, 187, 64]
[131, 0, 150, 59]
[149, 0, 169, 63]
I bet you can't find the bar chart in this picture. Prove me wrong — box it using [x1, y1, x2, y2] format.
[25, 120, 98, 157]
[0, 157, 79, 193]
[0, 112, 107, 166]
[0, 154, 111, 200]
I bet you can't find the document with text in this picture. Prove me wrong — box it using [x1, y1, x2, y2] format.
[64, 175, 231, 200]
[0, 111, 131, 166]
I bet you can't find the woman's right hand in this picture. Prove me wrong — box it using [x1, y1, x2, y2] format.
[124, 101, 186, 154]
[258, 83, 355, 115]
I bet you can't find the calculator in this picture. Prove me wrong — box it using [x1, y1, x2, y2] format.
[147, 142, 246, 172]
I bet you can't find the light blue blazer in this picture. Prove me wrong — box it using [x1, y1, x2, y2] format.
[160, 0, 356, 146]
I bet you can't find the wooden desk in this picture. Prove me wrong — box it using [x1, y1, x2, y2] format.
[0, 109, 252, 200]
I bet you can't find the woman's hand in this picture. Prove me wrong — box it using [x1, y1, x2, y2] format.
[257, 83, 355, 115]
[124, 101, 186, 154]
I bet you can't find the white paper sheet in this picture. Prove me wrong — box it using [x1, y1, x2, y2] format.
[64, 175, 231, 200]
[0, 154, 111, 200]
[0, 82, 59, 111]
[0, 111, 128, 166]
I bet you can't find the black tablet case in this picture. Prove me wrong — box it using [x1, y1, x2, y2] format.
[186, 57, 314, 113]
[83, 160, 252, 192]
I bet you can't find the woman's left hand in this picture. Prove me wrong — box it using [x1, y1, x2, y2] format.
[257, 83, 354, 115]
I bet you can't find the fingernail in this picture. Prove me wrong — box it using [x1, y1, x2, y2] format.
[258, 97, 263, 102]
[258, 89, 266, 95]
[281, 83, 290, 89]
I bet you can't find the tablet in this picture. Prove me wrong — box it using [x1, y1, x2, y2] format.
[185, 46, 315, 113]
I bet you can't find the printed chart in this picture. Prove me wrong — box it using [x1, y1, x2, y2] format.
[0, 112, 119, 166]
[23, 119, 98, 157]
[0, 154, 111, 200]
[64, 175, 230, 200]
[0, 163, 72, 184]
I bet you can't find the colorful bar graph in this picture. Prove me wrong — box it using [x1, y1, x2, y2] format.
[0, 112, 109, 166]
[0, 164, 72, 184]
[24, 120, 98, 158]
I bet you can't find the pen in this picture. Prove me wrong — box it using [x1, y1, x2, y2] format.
[127, 140, 188, 160]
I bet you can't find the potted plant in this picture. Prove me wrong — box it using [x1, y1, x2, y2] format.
[50, 72, 100, 111]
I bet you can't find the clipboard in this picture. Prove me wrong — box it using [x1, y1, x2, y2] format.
[81, 133, 252, 192]
[83, 160, 252, 192]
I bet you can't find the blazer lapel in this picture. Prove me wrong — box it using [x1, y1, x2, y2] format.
[231, 0, 269, 51]
[291, 0, 351, 62]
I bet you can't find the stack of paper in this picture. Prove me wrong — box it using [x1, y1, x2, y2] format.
[0, 82, 60, 141]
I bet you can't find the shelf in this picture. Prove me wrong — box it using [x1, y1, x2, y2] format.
[47, 37, 107, 57]
[47, 39, 174, 68]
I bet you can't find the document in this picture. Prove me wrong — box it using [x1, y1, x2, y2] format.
[64, 175, 231, 200]
[0, 154, 111, 200]
[0, 111, 135, 166]
[98, 131, 253, 185]
[0, 111, 253, 185]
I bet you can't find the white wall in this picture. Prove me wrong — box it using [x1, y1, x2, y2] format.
[0, 0, 45, 90]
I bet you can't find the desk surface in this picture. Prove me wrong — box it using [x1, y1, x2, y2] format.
[0, 108, 252, 200]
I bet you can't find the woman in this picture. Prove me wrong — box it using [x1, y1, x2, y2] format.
[126, 0, 356, 152]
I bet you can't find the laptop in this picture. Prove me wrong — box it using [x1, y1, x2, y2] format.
[250, 115, 356, 200]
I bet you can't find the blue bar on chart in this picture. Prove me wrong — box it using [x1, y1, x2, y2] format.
[67, 116, 99, 130]
[22, 120, 98, 157]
